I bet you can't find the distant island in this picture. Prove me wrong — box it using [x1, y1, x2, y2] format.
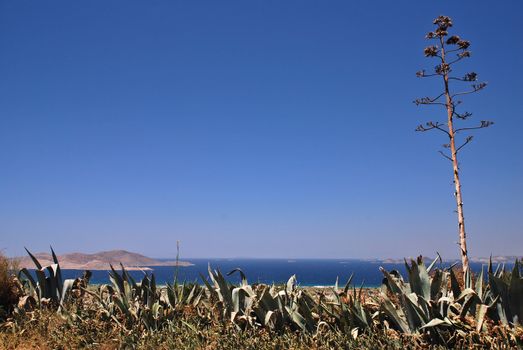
[377, 256, 521, 265]
[16, 250, 193, 271]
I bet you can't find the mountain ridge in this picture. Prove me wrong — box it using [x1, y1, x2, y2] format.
[16, 249, 193, 270]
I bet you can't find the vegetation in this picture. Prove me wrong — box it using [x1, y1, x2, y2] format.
[0, 253, 22, 320]
[1, 249, 522, 349]
[415, 16, 493, 274]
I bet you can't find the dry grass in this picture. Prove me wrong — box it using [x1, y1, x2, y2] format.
[0, 309, 422, 350]
[0, 253, 22, 318]
[1, 306, 521, 350]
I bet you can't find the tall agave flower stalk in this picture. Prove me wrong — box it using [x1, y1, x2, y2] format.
[415, 16, 493, 275]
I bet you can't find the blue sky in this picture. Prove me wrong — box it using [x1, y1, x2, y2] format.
[1, 1, 522, 259]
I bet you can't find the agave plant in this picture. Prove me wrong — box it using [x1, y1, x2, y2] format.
[200, 265, 256, 326]
[320, 275, 375, 338]
[18, 247, 76, 311]
[164, 281, 205, 311]
[377, 255, 497, 344]
[444, 258, 523, 331]
[201, 265, 323, 332]
[259, 274, 319, 332]
[106, 264, 168, 331]
[488, 259, 523, 326]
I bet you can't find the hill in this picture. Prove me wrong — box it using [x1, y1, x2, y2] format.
[16, 250, 193, 270]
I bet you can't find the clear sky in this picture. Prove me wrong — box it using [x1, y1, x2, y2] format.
[1, 1, 522, 259]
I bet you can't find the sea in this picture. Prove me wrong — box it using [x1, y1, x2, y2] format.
[56, 259, 493, 288]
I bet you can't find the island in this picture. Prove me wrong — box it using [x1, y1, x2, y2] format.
[16, 250, 193, 271]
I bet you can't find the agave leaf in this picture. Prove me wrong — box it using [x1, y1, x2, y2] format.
[109, 264, 125, 295]
[50, 246, 59, 265]
[227, 268, 248, 287]
[475, 303, 489, 332]
[446, 261, 459, 271]
[348, 303, 369, 329]
[464, 267, 472, 289]
[438, 296, 453, 304]
[380, 295, 410, 333]
[457, 289, 479, 318]
[166, 284, 176, 307]
[449, 268, 461, 300]
[24, 247, 43, 270]
[404, 259, 412, 275]
[508, 260, 523, 324]
[420, 318, 448, 329]
[251, 300, 268, 323]
[186, 284, 196, 303]
[34, 269, 48, 301]
[192, 288, 204, 307]
[49, 247, 64, 299]
[357, 281, 365, 300]
[407, 257, 430, 301]
[45, 264, 60, 301]
[416, 294, 431, 320]
[459, 293, 477, 318]
[403, 293, 426, 330]
[427, 253, 442, 273]
[286, 275, 297, 294]
[318, 297, 339, 320]
[494, 263, 503, 278]
[120, 263, 137, 289]
[380, 267, 404, 295]
[430, 269, 443, 301]
[208, 265, 233, 311]
[177, 281, 186, 302]
[285, 305, 307, 331]
[231, 287, 242, 314]
[489, 273, 509, 325]
[456, 288, 477, 302]
[152, 302, 162, 319]
[140, 275, 151, 307]
[296, 293, 316, 330]
[486, 294, 500, 308]
[113, 295, 131, 318]
[59, 279, 75, 312]
[259, 286, 278, 311]
[207, 263, 217, 286]
[199, 272, 215, 295]
[150, 273, 157, 295]
[264, 310, 278, 328]
[475, 266, 484, 300]
[344, 273, 354, 295]
[18, 268, 37, 290]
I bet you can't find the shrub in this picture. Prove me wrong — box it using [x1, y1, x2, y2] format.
[0, 252, 21, 317]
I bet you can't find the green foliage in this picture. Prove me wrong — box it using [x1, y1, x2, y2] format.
[377, 255, 502, 345]
[5, 249, 523, 349]
[488, 258, 523, 326]
[203, 266, 324, 332]
[17, 247, 76, 310]
[326, 274, 374, 337]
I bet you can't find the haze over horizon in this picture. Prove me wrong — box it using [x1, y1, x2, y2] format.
[1, 1, 522, 259]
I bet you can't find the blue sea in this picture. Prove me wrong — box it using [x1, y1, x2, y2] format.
[56, 259, 491, 288]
